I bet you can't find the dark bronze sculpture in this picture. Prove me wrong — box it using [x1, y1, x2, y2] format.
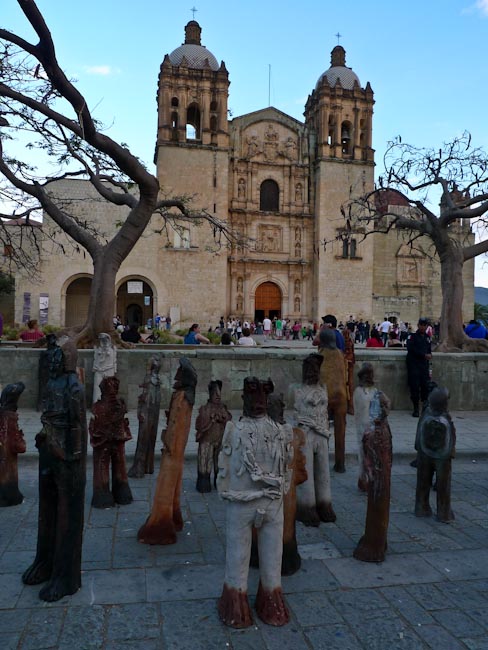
[23, 337, 87, 602]
[354, 370, 392, 563]
[414, 387, 456, 523]
[89, 376, 133, 508]
[37, 333, 58, 411]
[0, 382, 26, 507]
[217, 378, 292, 628]
[128, 356, 162, 478]
[138, 358, 197, 545]
[195, 380, 232, 492]
[319, 328, 348, 473]
[295, 353, 336, 526]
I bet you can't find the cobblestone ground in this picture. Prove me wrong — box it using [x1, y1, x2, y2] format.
[1, 458, 488, 649]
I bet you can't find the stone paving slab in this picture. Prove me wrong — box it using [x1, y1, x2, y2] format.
[1, 458, 488, 649]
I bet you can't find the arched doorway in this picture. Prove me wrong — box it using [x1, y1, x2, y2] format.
[254, 281, 282, 322]
[117, 279, 154, 327]
[65, 277, 92, 327]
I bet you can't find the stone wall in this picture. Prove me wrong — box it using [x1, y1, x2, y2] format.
[1, 346, 487, 411]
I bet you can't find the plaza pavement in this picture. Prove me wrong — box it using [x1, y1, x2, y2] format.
[1, 406, 488, 649]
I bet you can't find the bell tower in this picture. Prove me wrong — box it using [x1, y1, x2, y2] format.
[305, 46, 375, 321]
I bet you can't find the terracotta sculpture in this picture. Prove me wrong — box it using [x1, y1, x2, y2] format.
[128, 356, 162, 478]
[89, 376, 133, 508]
[92, 332, 117, 405]
[138, 357, 197, 545]
[0, 382, 26, 507]
[319, 327, 348, 472]
[37, 333, 58, 411]
[195, 380, 232, 492]
[414, 387, 456, 523]
[23, 337, 87, 602]
[217, 377, 292, 628]
[295, 353, 336, 526]
[353, 363, 378, 492]
[343, 328, 356, 415]
[353, 383, 392, 563]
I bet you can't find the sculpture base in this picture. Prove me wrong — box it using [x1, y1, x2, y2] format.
[0, 482, 24, 507]
[196, 472, 212, 493]
[137, 518, 177, 545]
[218, 583, 253, 628]
[353, 537, 386, 563]
[255, 582, 289, 626]
[281, 539, 301, 576]
[296, 503, 320, 527]
[317, 501, 336, 523]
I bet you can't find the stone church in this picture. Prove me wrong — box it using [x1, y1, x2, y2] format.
[4, 21, 474, 329]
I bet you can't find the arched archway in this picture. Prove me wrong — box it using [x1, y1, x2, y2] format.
[65, 276, 92, 327]
[117, 278, 154, 327]
[254, 281, 282, 322]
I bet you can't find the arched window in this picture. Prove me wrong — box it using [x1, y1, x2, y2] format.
[186, 103, 201, 140]
[260, 179, 279, 212]
[210, 100, 218, 111]
[171, 97, 179, 107]
[328, 115, 335, 146]
[341, 120, 352, 155]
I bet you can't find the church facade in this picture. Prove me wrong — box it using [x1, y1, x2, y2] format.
[5, 21, 474, 329]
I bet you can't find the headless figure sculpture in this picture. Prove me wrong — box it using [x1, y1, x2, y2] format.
[353, 363, 378, 492]
[128, 356, 162, 478]
[319, 328, 348, 472]
[92, 333, 117, 406]
[138, 358, 197, 545]
[353, 366, 392, 563]
[217, 377, 292, 628]
[414, 387, 456, 523]
[195, 380, 232, 492]
[89, 376, 133, 508]
[0, 382, 26, 507]
[23, 337, 87, 602]
[295, 353, 336, 526]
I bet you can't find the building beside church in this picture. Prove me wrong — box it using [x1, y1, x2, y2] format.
[3, 21, 474, 329]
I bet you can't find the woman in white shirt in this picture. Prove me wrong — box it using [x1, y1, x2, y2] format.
[238, 327, 256, 346]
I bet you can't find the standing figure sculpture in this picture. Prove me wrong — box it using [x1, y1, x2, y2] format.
[138, 357, 197, 545]
[414, 387, 456, 523]
[319, 328, 348, 472]
[92, 332, 117, 405]
[217, 377, 292, 628]
[89, 376, 133, 508]
[343, 328, 356, 415]
[353, 380, 392, 563]
[0, 382, 26, 507]
[195, 380, 232, 492]
[22, 337, 87, 602]
[37, 333, 58, 411]
[128, 356, 162, 478]
[353, 363, 378, 492]
[295, 353, 336, 526]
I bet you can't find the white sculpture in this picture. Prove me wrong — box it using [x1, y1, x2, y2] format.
[353, 363, 377, 492]
[92, 333, 117, 405]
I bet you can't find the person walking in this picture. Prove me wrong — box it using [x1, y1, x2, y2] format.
[406, 318, 432, 417]
[263, 316, 272, 341]
[379, 317, 392, 347]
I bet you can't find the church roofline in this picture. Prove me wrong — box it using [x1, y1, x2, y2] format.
[230, 106, 304, 128]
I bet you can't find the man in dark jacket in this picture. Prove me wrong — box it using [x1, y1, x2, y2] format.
[406, 318, 432, 417]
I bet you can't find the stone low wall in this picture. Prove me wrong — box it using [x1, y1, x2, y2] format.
[0, 346, 487, 411]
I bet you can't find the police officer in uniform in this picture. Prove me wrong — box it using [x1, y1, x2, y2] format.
[406, 318, 432, 417]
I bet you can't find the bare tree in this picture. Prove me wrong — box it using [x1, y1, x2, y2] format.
[0, 0, 236, 346]
[342, 132, 488, 352]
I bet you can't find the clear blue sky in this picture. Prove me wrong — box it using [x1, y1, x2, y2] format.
[3, 0, 488, 285]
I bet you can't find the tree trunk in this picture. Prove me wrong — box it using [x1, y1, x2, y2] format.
[437, 241, 488, 352]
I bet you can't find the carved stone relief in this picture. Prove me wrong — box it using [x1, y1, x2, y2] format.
[257, 225, 283, 253]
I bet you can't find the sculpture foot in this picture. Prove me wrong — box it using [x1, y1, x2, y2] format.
[218, 583, 253, 628]
[353, 539, 386, 563]
[296, 504, 320, 527]
[39, 576, 80, 602]
[0, 491, 24, 507]
[357, 477, 368, 492]
[436, 510, 455, 523]
[113, 482, 133, 505]
[255, 582, 289, 626]
[196, 472, 212, 493]
[22, 560, 52, 585]
[333, 462, 346, 473]
[317, 501, 336, 523]
[173, 507, 184, 531]
[281, 540, 301, 576]
[137, 518, 177, 545]
[414, 504, 433, 518]
[91, 491, 115, 509]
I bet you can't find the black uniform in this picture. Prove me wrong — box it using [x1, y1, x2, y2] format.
[406, 330, 432, 411]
